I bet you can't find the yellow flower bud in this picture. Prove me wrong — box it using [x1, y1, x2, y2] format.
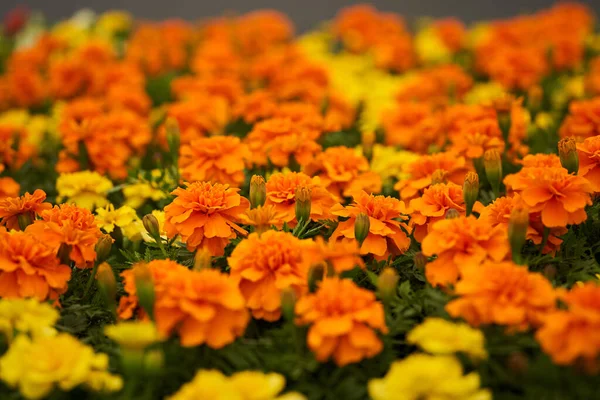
[362, 130, 376, 160]
[249, 175, 267, 208]
[463, 172, 479, 216]
[143, 349, 164, 376]
[57, 243, 72, 265]
[165, 117, 180, 151]
[95, 234, 113, 263]
[294, 185, 312, 223]
[558, 137, 579, 175]
[17, 213, 32, 231]
[354, 212, 370, 248]
[508, 206, 529, 264]
[377, 268, 399, 304]
[133, 263, 155, 320]
[193, 248, 212, 271]
[96, 262, 117, 302]
[431, 169, 448, 185]
[142, 214, 160, 238]
[280, 287, 297, 321]
[445, 208, 460, 219]
[527, 85, 543, 113]
[483, 149, 502, 198]
[308, 263, 325, 293]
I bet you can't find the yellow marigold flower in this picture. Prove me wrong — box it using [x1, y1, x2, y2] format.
[95, 10, 132, 37]
[0, 110, 50, 147]
[0, 299, 59, 341]
[415, 27, 452, 64]
[367, 145, 420, 182]
[104, 321, 163, 351]
[56, 171, 113, 210]
[123, 182, 168, 209]
[407, 318, 487, 360]
[464, 82, 507, 105]
[369, 354, 491, 400]
[95, 204, 138, 233]
[0, 333, 123, 400]
[167, 369, 305, 400]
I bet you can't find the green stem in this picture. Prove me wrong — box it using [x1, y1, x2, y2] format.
[83, 262, 100, 299]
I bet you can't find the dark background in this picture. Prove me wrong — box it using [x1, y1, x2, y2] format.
[1, 0, 599, 31]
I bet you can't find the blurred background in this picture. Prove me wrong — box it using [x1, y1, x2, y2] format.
[1, 0, 598, 30]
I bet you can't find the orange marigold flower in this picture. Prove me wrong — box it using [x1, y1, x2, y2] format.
[421, 216, 510, 287]
[433, 18, 466, 52]
[48, 57, 91, 100]
[303, 146, 382, 200]
[409, 183, 465, 242]
[164, 182, 249, 256]
[0, 189, 51, 231]
[6, 68, 47, 108]
[295, 277, 388, 366]
[537, 282, 600, 365]
[0, 228, 71, 301]
[446, 261, 556, 330]
[503, 167, 593, 228]
[449, 117, 505, 160]
[233, 90, 278, 124]
[559, 97, 600, 140]
[25, 204, 102, 269]
[0, 125, 37, 171]
[0, 178, 19, 200]
[179, 136, 250, 187]
[330, 191, 411, 258]
[323, 93, 356, 132]
[304, 237, 365, 274]
[161, 97, 230, 145]
[245, 117, 322, 167]
[395, 64, 472, 105]
[381, 102, 444, 154]
[239, 205, 285, 235]
[119, 260, 249, 348]
[264, 171, 337, 227]
[394, 152, 470, 201]
[228, 230, 313, 321]
[236, 10, 293, 56]
[519, 153, 562, 168]
[577, 136, 600, 192]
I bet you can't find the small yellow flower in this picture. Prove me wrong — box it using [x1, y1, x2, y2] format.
[367, 145, 420, 182]
[123, 182, 167, 209]
[105, 321, 163, 351]
[369, 354, 491, 400]
[0, 333, 123, 400]
[0, 299, 59, 341]
[407, 318, 487, 360]
[464, 82, 507, 105]
[95, 204, 138, 233]
[56, 171, 113, 210]
[415, 27, 452, 64]
[95, 11, 132, 38]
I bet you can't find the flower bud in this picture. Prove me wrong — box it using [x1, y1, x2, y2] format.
[165, 117, 180, 152]
[445, 208, 460, 219]
[354, 212, 370, 248]
[484, 149, 502, 198]
[249, 175, 267, 208]
[431, 169, 448, 185]
[143, 349, 164, 376]
[508, 206, 529, 264]
[362, 131, 376, 161]
[281, 287, 297, 321]
[193, 248, 212, 271]
[414, 252, 427, 269]
[17, 212, 32, 231]
[96, 262, 117, 312]
[308, 263, 325, 293]
[133, 263, 155, 321]
[542, 264, 557, 280]
[558, 137, 579, 175]
[506, 352, 528, 375]
[493, 94, 513, 142]
[294, 186, 312, 223]
[142, 214, 160, 239]
[463, 172, 479, 216]
[95, 234, 114, 263]
[377, 268, 399, 304]
[527, 85, 543, 113]
[57, 243, 72, 265]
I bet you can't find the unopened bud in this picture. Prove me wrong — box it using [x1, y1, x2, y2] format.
[142, 214, 160, 238]
[414, 252, 427, 269]
[17, 213, 32, 230]
[431, 169, 448, 185]
[493, 94, 513, 142]
[57, 243, 72, 265]
[308, 263, 325, 293]
[165, 117, 180, 148]
[542, 264, 557, 280]
[506, 352, 528, 375]
[484, 149, 502, 198]
[193, 248, 212, 271]
[463, 172, 479, 216]
[96, 262, 117, 312]
[445, 208, 460, 219]
[249, 175, 267, 208]
[354, 212, 370, 248]
[143, 349, 164, 376]
[133, 263, 155, 321]
[294, 186, 312, 223]
[281, 287, 296, 321]
[508, 206, 529, 264]
[558, 137, 579, 175]
[377, 268, 399, 304]
[362, 131, 376, 161]
[527, 86, 543, 113]
[95, 234, 113, 263]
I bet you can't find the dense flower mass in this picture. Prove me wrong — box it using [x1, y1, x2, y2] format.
[0, 3, 599, 399]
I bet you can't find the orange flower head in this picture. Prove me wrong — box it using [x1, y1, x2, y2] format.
[303, 146, 382, 199]
[0, 178, 20, 200]
[446, 261, 556, 330]
[179, 136, 250, 187]
[264, 171, 337, 227]
[409, 183, 465, 242]
[395, 64, 472, 105]
[0, 189, 51, 231]
[25, 204, 102, 269]
[164, 182, 249, 256]
[433, 18, 466, 51]
[537, 282, 600, 365]
[239, 205, 285, 234]
[576, 135, 600, 192]
[119, 259, 249, 348]
[394, 152, 470, 200]
[503, 167, 593, 228]
[330, 191, 411, 258]
[519, 153, 562, 169]
[233, 90, 278, 124]
[161, 98, 230, 145]
[228, 230, 313, 321]
[0, 229, 71, 301]
[382, 102, 444, 153]
[449, 118, 505, 160]
[421, 215, 510, 287]
[559, 97, 600, 140]
[295, 277, 388, 366]
[304, 236, 365, 274]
